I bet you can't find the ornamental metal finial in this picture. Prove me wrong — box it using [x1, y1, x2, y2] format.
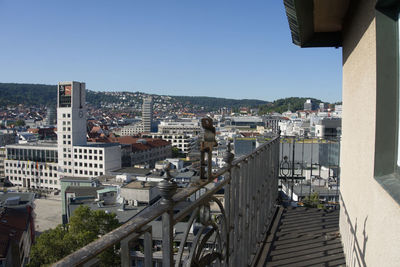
[157, 163, 177, 206]
[223, 141, 234, 166]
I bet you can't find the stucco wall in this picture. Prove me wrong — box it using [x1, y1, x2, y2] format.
[340, 0, 400, 266]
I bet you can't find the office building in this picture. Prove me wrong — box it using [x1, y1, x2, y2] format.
[142, 97, 153, 132]
[45, 106, 57, 125]
[4, 81, 121, 191]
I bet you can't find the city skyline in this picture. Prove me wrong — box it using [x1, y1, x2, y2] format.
[0, 0, 342, 102]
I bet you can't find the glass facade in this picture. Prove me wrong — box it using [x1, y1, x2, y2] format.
[7, 148, 58, 163]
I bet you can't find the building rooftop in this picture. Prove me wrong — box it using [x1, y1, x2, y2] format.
[61, 176, 96, 182]
[75, 142, 120, 148]
[6, 141, 57, 148]
[122, 181, 157, 190]
[0, 192, 35, 209]
[97, 187, 117, 194]
[112, 167, 152, 176]
[65, 186, 103, 197]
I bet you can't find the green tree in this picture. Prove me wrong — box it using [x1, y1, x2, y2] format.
[28, 206, 121, 267]
[15, 119, 25, 126]
[172, 147, 181, 158]
[303, 192, 321, 208]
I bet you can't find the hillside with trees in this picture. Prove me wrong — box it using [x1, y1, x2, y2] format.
[0, 83, 268, 110]
[259, 97, 323, 114]
[0, 83, 56, 107]
[172, 95, 267, 110]
[0, 83, 333, 114]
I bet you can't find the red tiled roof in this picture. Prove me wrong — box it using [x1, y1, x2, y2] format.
[88, 136, 171, 152]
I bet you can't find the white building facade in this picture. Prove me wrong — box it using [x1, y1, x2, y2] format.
[4, 81, 122, 191]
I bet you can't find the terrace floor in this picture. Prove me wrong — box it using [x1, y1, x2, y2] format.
[259, 206, 346, 267]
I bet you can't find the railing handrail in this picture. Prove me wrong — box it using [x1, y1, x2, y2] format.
[53, 136, 280, 267]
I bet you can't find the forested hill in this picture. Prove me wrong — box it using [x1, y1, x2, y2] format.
[0, 83, 334, 113]
[259, 97, 324, 114]
[0, 83, 57, 107]
[172, 96, 267, 110]
[0, 83, 268, 110]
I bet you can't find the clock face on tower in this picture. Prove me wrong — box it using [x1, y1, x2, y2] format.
[79, 110, 83, 118]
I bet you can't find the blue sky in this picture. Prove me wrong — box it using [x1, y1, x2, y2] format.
[0, 0, 342, 102]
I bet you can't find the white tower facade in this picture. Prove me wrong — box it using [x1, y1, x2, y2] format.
[57, 81, 87, 177]
[142, 97, 153, 132]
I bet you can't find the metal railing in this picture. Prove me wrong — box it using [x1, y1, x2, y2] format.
[53, 135, 280, 267]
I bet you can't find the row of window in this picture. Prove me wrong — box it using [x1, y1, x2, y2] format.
[74, 169, 103, 176]
[74, 162, 103, 168]
[5, 169, 57, 177]
[74, 148, 103, 154]
[5, 162, 57, 171]
[74, 154, 103, 160]
[8, 176, 58, 184]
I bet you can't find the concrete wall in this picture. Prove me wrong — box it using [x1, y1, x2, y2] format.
[340, 1, 400, 266]
[104, 145, 121, 171]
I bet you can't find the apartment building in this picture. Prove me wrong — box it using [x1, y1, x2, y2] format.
[143, 133, 198, 154]
[0, 192, 35, 267]
[120, 123, 144, 136]
[158, 120, 201, 135]
[105, 136, 172, 168]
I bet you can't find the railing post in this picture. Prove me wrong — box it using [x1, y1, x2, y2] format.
[223, 143, 234, 265]
[144, 228, 153, 267]
[158, 164, 177, 267]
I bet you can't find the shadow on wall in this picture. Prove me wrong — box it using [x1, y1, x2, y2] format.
[340, 193, 368, 267]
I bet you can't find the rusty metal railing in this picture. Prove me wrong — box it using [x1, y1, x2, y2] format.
[53, 133, 280, 267]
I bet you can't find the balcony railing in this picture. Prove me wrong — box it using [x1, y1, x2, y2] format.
[54, 134, 280, 267]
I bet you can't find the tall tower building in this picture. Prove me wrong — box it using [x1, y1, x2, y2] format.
[46, 106, 57, 125]
[57, 81, 87, 177]
[142, 97, 153, 132]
